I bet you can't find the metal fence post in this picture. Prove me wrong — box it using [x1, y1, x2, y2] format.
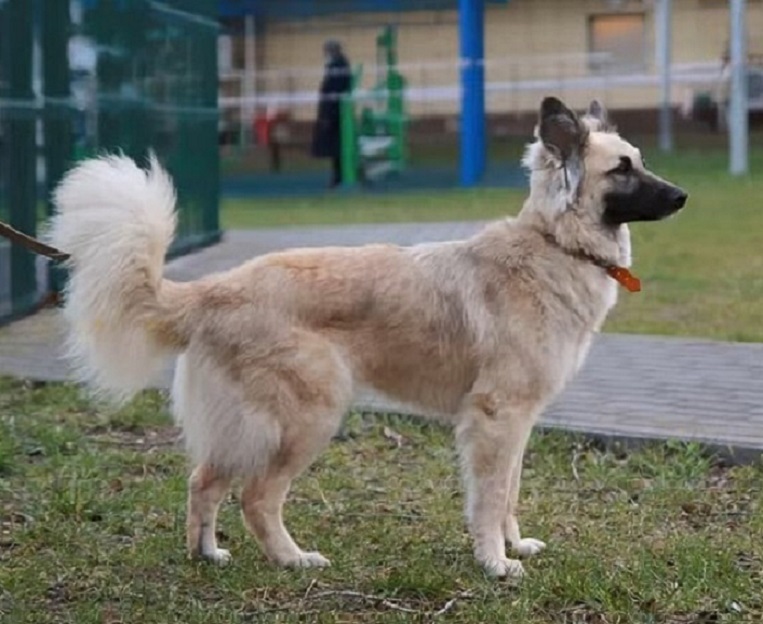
[655, 0, 673, 153]
[42, 0, 73, 295]
[201, 0, 222, 240]
[729, 0, 749, 175]
[1, 0, 37, 315]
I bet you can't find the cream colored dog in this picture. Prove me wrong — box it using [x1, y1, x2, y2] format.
[49, 97, 687, 578]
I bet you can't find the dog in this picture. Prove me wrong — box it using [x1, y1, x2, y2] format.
[48, 97, 687, 578]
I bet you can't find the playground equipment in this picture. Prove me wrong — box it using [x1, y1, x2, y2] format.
[340, 25, 408, 186]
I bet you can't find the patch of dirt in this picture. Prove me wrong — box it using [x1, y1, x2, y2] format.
[86, 425, 181, 450]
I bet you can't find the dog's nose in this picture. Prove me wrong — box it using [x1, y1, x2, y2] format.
[671, 189, 688, 210]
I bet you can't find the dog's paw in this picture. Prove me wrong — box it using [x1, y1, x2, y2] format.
[480, 556, 525, 579]
[513, 538, 546, 558]
[284, 551, 331, 569]
[201, 548, 232, 566]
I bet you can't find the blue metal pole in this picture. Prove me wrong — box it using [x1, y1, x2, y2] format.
[459, 0, 485, 186]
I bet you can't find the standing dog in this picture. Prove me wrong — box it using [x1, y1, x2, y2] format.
[49, 97, 687, 578]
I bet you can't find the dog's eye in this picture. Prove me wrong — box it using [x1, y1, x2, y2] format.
[611, 157, 632, 174]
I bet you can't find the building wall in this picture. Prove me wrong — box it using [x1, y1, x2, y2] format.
[234, 0, 763, 120]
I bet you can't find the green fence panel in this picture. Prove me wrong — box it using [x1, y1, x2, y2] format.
[81, 0, 221, 258]
[0, 0, 37, 319]
[43, 0, 75, 297]
[0, 0, 221, 324]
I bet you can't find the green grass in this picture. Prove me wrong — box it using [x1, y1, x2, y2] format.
[1, 376, 761, 623]
[223, 187, 525, 229]
[221, 142, 763, 342]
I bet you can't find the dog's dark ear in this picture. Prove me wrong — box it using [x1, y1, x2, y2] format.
[539, 97, 587, 162]
[585, 99, 613, 132]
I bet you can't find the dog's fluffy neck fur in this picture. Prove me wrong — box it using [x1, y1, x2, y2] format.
[519, 205, 632, 270]
[519, 137, 632, 270]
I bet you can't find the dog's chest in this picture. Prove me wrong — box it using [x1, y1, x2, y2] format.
[537, 279, 618, 390]
[564, 281, 618, 380]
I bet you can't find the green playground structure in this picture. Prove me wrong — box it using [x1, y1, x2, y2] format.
[339, 25, 408, 186]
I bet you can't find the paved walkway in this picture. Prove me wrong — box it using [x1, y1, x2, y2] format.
[2, 223, 762, 460]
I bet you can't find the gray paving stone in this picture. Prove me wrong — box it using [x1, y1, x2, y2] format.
[1, 222, 761, 459]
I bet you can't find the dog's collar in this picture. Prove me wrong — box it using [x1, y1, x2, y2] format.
[542, 233, 641, 293]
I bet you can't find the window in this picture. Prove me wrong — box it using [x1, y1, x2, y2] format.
[588, 13, 646, 74]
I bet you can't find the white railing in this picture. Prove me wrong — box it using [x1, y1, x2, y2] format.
[218, 54, 721, 142]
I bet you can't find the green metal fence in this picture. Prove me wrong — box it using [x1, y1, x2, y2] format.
[0, 0, 37, 321]
[0, 0, 220, 323]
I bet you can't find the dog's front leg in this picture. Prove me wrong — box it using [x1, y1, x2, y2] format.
[456, 397, 535, 578]
[504, 446, 546, 558]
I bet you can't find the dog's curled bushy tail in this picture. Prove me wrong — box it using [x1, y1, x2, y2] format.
[48, 154, 184, 402]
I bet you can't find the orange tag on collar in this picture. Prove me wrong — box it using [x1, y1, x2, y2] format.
[606, 266, 642, 293]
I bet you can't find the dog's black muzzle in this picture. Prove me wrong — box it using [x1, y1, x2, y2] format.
[603, 173, 688, 226]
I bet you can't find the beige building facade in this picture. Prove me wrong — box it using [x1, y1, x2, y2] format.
[220, 0, 763, 121]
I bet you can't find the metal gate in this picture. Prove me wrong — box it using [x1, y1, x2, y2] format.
[0, 0, 221, 323]
[0, 0, 38, 321]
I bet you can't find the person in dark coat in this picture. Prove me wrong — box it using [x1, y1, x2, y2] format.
[311, 40, 352, 188]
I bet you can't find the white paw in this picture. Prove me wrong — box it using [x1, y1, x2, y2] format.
[513, 538, 546, 558]
[202, 548, 232, 566]
[481, 556, 525, 579]
[284, 551, 331, 569]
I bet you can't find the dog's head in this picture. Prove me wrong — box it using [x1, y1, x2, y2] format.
[522, 96, 688, 227]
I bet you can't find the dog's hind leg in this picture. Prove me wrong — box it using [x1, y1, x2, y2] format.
[504, 446, 546, 558]
[240, 410, 343, 569]
[187, 463, 233, 565]
[226, 332, 352, 569]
